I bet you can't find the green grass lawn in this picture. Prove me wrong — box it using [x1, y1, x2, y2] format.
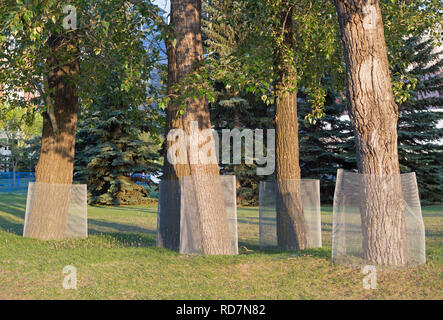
[0, 193, 441, 300]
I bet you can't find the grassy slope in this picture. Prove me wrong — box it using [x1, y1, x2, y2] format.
[0, 193, 441, 300]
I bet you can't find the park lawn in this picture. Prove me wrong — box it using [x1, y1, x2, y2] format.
[0, 193, 441, 300]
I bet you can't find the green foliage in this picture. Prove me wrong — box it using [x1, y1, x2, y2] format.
[15, 135, 41, 172]
[1, 0, 165, 204]
[198, 0, 442, 120]
[73, 20, 163, 205]
[0, 106, 42, 172]
[0, 0, 163, 123]
[206, 0, 342, 118]
[203, 0, 274, 205]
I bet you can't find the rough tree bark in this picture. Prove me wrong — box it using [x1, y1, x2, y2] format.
[157, 2, 191, 249]
[274, 2, 307, 250]
[24, 34, 79, 240]
[334, 0, 407, 266]
[172, 0, 232, 255]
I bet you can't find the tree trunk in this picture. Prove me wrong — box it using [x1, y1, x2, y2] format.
[157, 5, 191, 249]
[24, 34, 79, 240]
[334, 0, 407, 266]
[274, 2, 307, 251]
[172, 0, 232, 255]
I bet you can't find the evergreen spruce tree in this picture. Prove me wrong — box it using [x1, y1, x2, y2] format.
[75, 106, 161, 205]
[394, 35, 443, 204]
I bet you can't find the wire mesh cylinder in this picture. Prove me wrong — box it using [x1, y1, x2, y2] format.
[23, 182, 88, 239]
[156, 179, 181, 248]
[259, 179, 322, 249]
[332, 170, 426, 267]
[180, 175, 238, 255]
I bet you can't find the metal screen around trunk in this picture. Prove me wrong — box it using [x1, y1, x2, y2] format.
[259, 179, 322, 249]
[23, 182, 88, 239]
[156, 179, 181, 248]
[332, 170, 426, 267]
[180, 175, 238, 255]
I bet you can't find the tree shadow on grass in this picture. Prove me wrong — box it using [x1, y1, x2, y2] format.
[426, 230, 443, 238]
[237, 239, 332, 260]
[423, 213, 443, 218]
[0, 200, 26, 220]
[88, 218, 156, 234]
[237, 217, 259, 225]
[237, 207, 259, 212]
[90, 231, 158, 248]
[91, 205, 158, 214]
[261, 247, 332, 260]
[0, 196, 26, 235]
[0, 215, 23, 235]
[87, 219, 160, 248]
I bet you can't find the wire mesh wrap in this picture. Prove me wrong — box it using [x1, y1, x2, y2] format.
[180, 175, 238, 255]
[23, 182, 88, 239]
[259, 180, 322, 249]
[332, 170, 426, 267]
[156, 179, 181, 248]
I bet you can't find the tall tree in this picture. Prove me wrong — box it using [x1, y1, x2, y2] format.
[25, 32, 80, 240]
[200, 0, 341, 249]
[334, 0, 408, 265]
[0, 0, 162, 239]
[272, 1, 307, 250]
[164, 0, 232, 254]
[157, 0, 190, 249]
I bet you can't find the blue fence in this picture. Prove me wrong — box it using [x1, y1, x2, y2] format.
[0, 172, 156, 195]
[0, 172, 35, 194]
